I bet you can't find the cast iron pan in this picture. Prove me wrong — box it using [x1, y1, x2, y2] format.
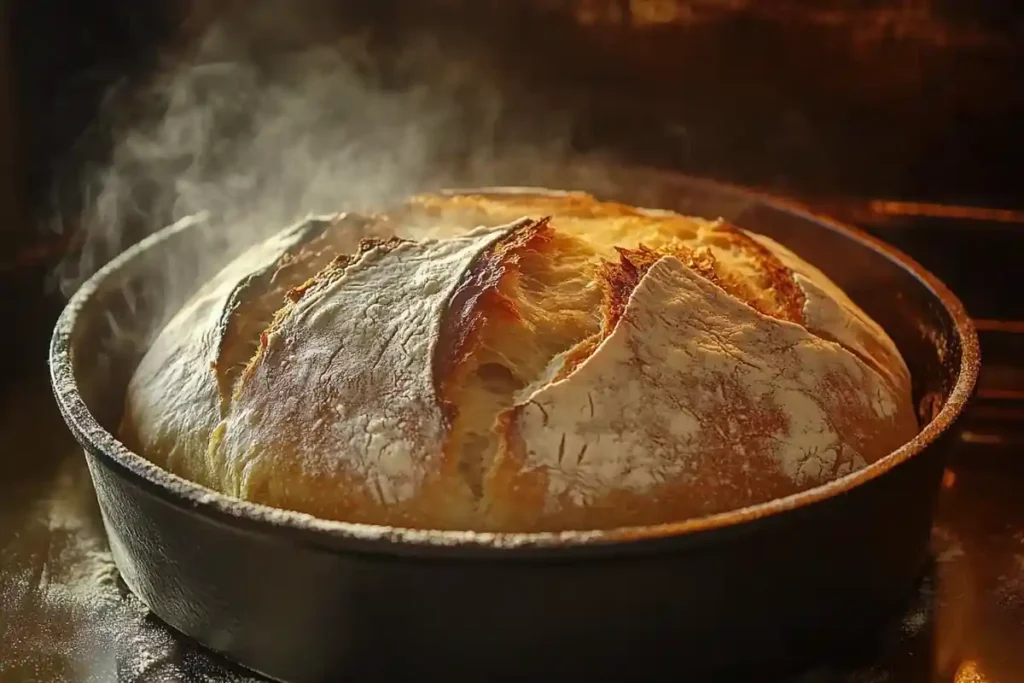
[49, 165, 979, 683]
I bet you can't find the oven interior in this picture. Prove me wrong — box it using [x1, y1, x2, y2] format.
[1, 2, 1022, 682]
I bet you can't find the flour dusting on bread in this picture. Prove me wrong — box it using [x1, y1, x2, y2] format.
[122, 189, 920, 532]
[207, 224, 517, 528]
[484, 256, 917, 531]
[120, 217, 339, 487]
[746, 232, 912, 402]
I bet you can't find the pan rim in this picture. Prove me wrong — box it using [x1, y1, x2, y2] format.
[48, 165, 980, 555]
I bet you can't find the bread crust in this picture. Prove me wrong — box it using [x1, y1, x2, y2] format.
[122, 189, 918, 532]
[484, 256, 916, 531]
[120, 216, 340, 487]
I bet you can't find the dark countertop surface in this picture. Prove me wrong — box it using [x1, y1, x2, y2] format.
[0, 364, 1022, 682]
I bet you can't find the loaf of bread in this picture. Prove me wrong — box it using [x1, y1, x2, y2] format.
[120, 189, 918, 532]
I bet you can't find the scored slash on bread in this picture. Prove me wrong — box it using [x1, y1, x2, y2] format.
[214, 225, 522, 527]
[121, 189, 918, 532]
[486, 254, 914, 531]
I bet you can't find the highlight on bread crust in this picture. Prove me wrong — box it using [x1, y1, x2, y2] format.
[121, 189, 919, 532]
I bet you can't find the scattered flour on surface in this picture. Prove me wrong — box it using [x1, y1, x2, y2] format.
[0, 457, 261, 683]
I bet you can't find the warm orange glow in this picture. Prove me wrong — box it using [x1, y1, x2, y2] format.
[973, 319, 1024, 335]
[959, 431, 1007, 446]
[563, 0, 996, 47]
[954, 660, 990, 682]
[942, 468, 956, 489]
[869, 200, 1024, 224]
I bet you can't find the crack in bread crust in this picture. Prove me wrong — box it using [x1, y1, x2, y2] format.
[435, 217, 604, 497]
[743, 231, 913, 400]
[119, 215, 365, 488]
[217, 218, 339, 411]
[433, 218, 551, 422]
[233, 234, 415, 400]
[483, 256, 918, 532]
[210, 226, 516, 529]
[215, 213, 392, 414]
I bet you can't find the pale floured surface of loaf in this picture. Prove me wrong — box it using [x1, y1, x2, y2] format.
[122, 188, 920, 532]
[120, 218, 335, 486]
[206, 224, 518, 528]
[483, 256, 918, 532]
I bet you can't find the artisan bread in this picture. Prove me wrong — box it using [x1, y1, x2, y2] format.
[120, 189, 918, 532]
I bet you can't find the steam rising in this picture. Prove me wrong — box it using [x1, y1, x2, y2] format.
[54, 4, 580, 301]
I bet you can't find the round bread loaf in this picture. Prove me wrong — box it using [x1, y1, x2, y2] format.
[120, 189, 918, 532]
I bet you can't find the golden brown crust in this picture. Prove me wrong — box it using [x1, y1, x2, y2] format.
[231, 233, 413, 402]
[124, 188, 918, 533]
[433, 218, 552, 420]
[215, 213, 386, 410]
[406, 192, 806, 323]
[211, 226, 517, 529]
[405, 190, 658, 223]
[435, 218, 603, 496]
[705, 222, 806, 324]
[556, 231, 799, 382]
[482, 255, 916, 532]
[215, 228, 333, 406]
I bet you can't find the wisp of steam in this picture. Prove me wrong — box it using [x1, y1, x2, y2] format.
[34, 8, 590, 678]
[51, 2, 583, 308]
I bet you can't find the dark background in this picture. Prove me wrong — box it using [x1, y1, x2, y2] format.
[7, 0, 1024, 226]
[1, 3, 1021, 414]
[5, 0, 1024, 376]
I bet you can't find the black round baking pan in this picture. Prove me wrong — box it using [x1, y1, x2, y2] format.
[49, 164, 979, 682]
